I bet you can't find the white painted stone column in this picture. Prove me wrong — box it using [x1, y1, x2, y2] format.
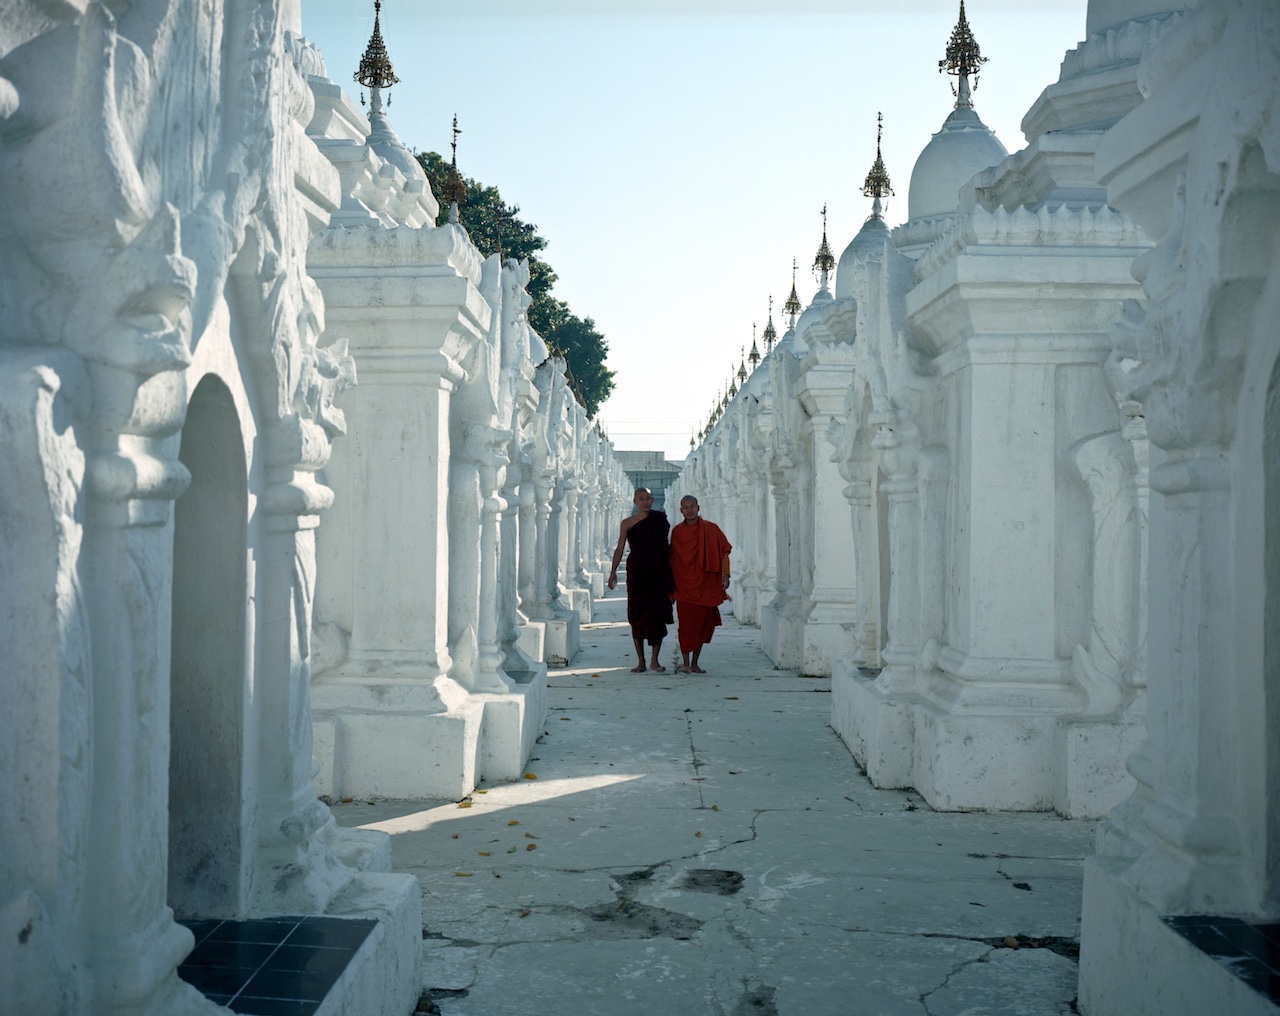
[868, 415, 931, 693]
[796, 317, 858, 676]
[1081, 6, 1279, 1007]
[84, 371, 199, 1015]
[762, 439, 806, 668]
[516, 462, 545, 661]
[561, 476, 593, 623]
[844, 469, 879, 666]
[309, 226, 489, 800]
[528, 363, 581, 664]
[0, 352, 94, 1012]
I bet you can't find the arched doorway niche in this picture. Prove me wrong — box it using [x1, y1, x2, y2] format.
[169, 372, 249, 919]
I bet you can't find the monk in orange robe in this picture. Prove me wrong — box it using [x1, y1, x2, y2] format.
[669, 495, 732, 674]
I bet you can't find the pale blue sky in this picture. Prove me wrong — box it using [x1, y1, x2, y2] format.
[301, 1, 1086, 460]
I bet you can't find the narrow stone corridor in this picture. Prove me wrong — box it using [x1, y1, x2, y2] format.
[333, 587, 1093, 1016]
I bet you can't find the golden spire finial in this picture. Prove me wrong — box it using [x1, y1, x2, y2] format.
[761, 296, 777, 354]
[355, 0, 399, 108]
[812, 204, 836, 292]
[737, 348, 748, 383]
[783, 258, 802, 329]
[862, 112, 894, 219]
[447, 114, 467, 223]
[749, 321, 761, 368]
[939, 0, 987, 109]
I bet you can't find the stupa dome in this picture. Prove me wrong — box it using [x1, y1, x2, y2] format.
[907, 106, 1007, 221]
[835, 216, 891, 301]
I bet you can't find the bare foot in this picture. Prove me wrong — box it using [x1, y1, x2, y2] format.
[630, 664, 647, 673]
[675, 664, 691, 674]
[649, 663, 666, 673]
[691, 666, 707, 674]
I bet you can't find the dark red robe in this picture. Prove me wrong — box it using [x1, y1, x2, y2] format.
[624, 510, 675, 645]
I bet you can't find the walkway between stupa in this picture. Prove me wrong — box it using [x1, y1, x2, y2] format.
[333, 587, 1093, 1016]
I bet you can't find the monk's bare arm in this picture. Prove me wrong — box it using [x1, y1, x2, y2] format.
[607, 518, 633, 590]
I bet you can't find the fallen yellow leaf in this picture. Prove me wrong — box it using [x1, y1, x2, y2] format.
[695, 831, 702, 838]
[523, 773, 538, 780]
[519, 909, 532, 918]
[457, 801, 472, 809]
[453, 871, 473, 877]
[508, 819, 520, 826]
[478, 851, 491, 857]
[560, 717, 572, 721]
[524, 833, 539, 839]
[526, 843, 537, 851]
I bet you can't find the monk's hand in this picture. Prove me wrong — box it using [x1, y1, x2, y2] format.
[721, 574, 730, 589]
[607, 572, 616, 590]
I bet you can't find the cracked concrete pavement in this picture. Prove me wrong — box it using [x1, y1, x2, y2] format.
[331, 587, 1094, 1016]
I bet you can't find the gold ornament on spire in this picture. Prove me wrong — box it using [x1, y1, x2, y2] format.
[749, 321, 761, 368]
[355, 0, 399, 107]
[862, 112, 894, 219]
[762, 297, 777, 354]
[447, 114, 467, 221]
[939, 0, 987, 107]
[812, 203, 836, 283]
[783, 259, 803, 329]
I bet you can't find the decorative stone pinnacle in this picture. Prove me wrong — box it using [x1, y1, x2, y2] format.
[749, 321, 762, 367]
[783, 259, 802, 328]
[813, 204, 836, 291]
[939, 0, 987, 109]
[737, 349, 748, 383]
[862, 112, 894, 219]
[355, 1, 399, 107]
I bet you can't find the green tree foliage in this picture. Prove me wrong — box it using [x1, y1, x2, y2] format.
[415, 151, 615, 416]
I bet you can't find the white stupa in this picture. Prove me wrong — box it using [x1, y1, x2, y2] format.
[893, 1, 1008, 256]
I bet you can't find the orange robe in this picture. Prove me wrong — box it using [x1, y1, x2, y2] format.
[669, 519, 732, 652]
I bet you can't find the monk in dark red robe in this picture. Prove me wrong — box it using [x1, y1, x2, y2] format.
[669, 495, 732, 674]
[607, 487, 675, 672]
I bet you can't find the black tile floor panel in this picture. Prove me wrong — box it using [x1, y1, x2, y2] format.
[1164, 915, 1280, 1006]
[178, 916, 376, 1015]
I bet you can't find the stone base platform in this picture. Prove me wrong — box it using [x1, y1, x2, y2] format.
[475, 667, 549, 783]
[312, 685, 484, 801]
[564, 587, 592, 624]
[1079, 857, 1280, 1016]
[831, 661, 1142, 819]
[541, 613, 580, 666]
[761, 603, 805, 671]
[517, 621, 546, 663]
